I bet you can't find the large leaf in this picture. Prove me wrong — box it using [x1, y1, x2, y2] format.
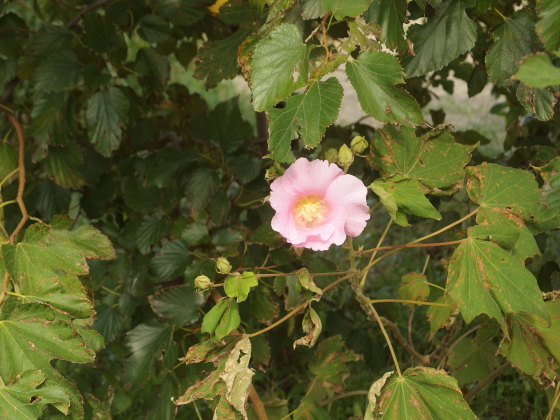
[515, 54, 560, 88]
[149, 285, 204, 326]
[486, 10, 536, 87]
[266, 78, 343, 162]
[536, 0, 560, 52]
[86, 87, 129, 157]
[448, 339, 500, 386]
[157, 0, 212, 25]
[150, 240, 190, 281]
[83, 14, 124, 54]
[321, 0, 372, 18]
[33, 50, 81, 91]
[42, 144, 85, 189]
[364, 0, 407, 52]
[497, 300, 560, 385]
[250, 23, 311, 111]
[516, 82, 557, 121]
[368, 367, 477, 419]
[346, 50, 424, 126]
[404, 0, 476, 78]
[28, 92, 76, 152]
[135, 48, 170, 91]
[368, 126, 476, 193]
[446, 236, 549, 332]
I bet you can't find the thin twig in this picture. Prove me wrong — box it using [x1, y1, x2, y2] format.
[360, 239, 467, 255]
[408, 307, 415, 352]
[464, 362, 511, 403]
[304, 12, 329, 43]
[546, 380, 560, 420]
[65, 0, 115, 28]
[320, 390, 369, 406]
[370, 299, 452, 308]
[379, 315, 430, 366]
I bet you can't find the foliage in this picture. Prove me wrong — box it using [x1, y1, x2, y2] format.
[0, 0, 559, 419]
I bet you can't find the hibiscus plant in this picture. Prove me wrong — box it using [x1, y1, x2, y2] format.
[0, 0, 559, 419]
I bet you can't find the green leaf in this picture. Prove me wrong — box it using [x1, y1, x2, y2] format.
[125, 321, 174, 389]
[157, 0, 212, 25]
[29, 25, 72, 55]
[250, 224, 284, 248]
[83, 14, 124, 54]
[149, 284, 205, 326]
[426, 295, 457, 339]
[187, 167, 220, 210]
[147, 148, 197, 188]
[0, 369, 70, 419]
[201, 298, 241, 342]
[371, 176, 442, 226]
[136, 217, 168, 255]
[249, 286, 280, 325]
[308, 336, 360, 393]
[346, 50, 424, 126]
[43, 145, 85, 189]
[0, 13, 29, 57]
[135, 48, 170, 91]
[83, 63, 112, 90]
[497, 300, 560, 385]
[467, 65, 489, 97]
[92, 304, 124, 343]
[301, 0, 324, 19]
[138, 14, 171, 43]
[0, 56, 16, 87]
[536, 0, 560, 52]
[34, 180, 71, 221]
[232, 155, 261, 184]
[123, 179, 160, 213]
[212, 229, 244, 255]
[516, 83, 557, 121]
[486, 10, 536, 87]
[293, 306, 322, 348]
[250, 23, 311, 111]
[292, 397, 332, 420]
[371, 367, 478, 419]
[369, 127, 476, 194]
[147, 376, 177, 420]
[224, 272, 258, 303]
[150, 240, 190, 281]
[468, 224, 520, 250]
[86, 87, 130, 157]
[446, 238, 549, 333]
[182, 223, 210, 245]
[33, 50, 81, 91]
[321, 0, 371, 18]
[448, 339, 499, 386]
[364, 0, 407, 52]
[535, 156, 560, 224]
[404, 0, 476, 78]
[0, 142, 17, 182]
[28, 92, 76, 152]
[194, 98, 253, 154]
[515, 54, 560, 88]
[398, 272, 430, 306]
[266, 78, 343, 162]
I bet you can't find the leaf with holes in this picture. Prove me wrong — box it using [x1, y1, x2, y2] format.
[364, 0, 407, 52]
[516, 83, 557, 121]
[293, 306, 322, 349]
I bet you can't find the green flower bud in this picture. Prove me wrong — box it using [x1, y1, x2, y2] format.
[216, 257, 232, 274]
[338, 144, 354, 167]
[350, 136, 368, 154]
[194, 275, 212, 292]
[325, 148, 338, 163]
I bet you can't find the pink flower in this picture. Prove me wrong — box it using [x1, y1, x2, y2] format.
[270, 158, 370, 251]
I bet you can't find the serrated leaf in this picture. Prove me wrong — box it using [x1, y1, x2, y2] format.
[34, 180, 71, 221]
[43, 144, 85, 189]
[232, 155, 261, 184]
[321, 0, 371, 18]
[448, 339, 499, 386]
[426, 295, 457, 339]
[83, 63, 112, 90]
[194, 98, 252, 154]
[250, 23, 311, 111]
[0, 56, 16, 87]
[33, 50, 81, 92]
[404, 0, 476, 78]
[125, 321, 174, 389]
[308, 336, 360, 393]
[0, 13, 28, 57]
[86, 87, 129, 156]
[516, 83, 557, 121]
[346, 50, 424, 126]
[266, 78, 343, 162]
[92, 304, 124, 343]
[150, 240, 190, 281]
[157, 0, 212, 25]
[372, 367, 478, 419]
[0, 369, 70, 419]
[201, 298, 241, 342]
[535, 156, 560, 225]
[293, 306, 322, 349]
[187, 167, 220, 210]
[250, 224, 284, 248]
[371, 176, 442, 226]
[446, 238, 549, 333]
[182, 223, 210, 245]
[536, 0, 560, 52]
[28, 92, 76, 151]
[149, 284, 205, 326]
[486, 10, 536, 87]
[224, 272, 258, 303]
[136, 217, 168, 255]
[147, 148, 197, 188]
[497, 300, 560, 385]
[29, 25, 72, 55]
[364, 0, 407, 52]
[398, 272, 430, 306]
[135, 48, 170, 91]
[515, 53, 560, 88]
[123, 179, 160, 213]
[138, 14, 171, 43]
[83, 14, 124, 54]
[249, 286, 279, 325]
[147, 376, 177, 420]
[301, 0, 324, 19]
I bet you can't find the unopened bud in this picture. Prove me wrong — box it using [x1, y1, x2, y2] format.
[215, 257, 232, 274]
[325, 148, 338, 163]
[194, 275, 212, 292]
[338, 144, 354, 167]
[350, 136, 368, 154]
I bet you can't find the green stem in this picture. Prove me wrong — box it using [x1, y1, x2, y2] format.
[360, 218, 392, 288]
[493, 7, 507, 20]
[0, 168, 18, 189]
[427, 282, 446, 291]
[0, 200, 15, 210]
[369, 298, 452, 308]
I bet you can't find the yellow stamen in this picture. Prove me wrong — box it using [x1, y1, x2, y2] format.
[293, 195, 329, 229]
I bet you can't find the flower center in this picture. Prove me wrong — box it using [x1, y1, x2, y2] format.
[293, 195, 328, 229]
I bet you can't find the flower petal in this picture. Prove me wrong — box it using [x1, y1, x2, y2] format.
[281, 158, 343, 197]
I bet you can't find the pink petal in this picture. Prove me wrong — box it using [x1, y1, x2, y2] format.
[281, 158, 343, 197]
[324, 174, 370, 236]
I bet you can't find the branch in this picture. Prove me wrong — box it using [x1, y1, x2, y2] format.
[464, 362, 511, 403]
[65, 0, 115, 28]
[379, 316, 430, 366]
[320, 390, 369, 406]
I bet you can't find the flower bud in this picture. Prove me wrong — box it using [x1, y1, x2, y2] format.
[324, 148, 338, 163]
[338, 144, 354, 167]
[215, 257, 232, 274]
[350, 136, 368, 154]
[194, 275, 212, 292]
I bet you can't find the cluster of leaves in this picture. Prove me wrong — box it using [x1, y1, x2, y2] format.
[0, 0, 559, 419]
